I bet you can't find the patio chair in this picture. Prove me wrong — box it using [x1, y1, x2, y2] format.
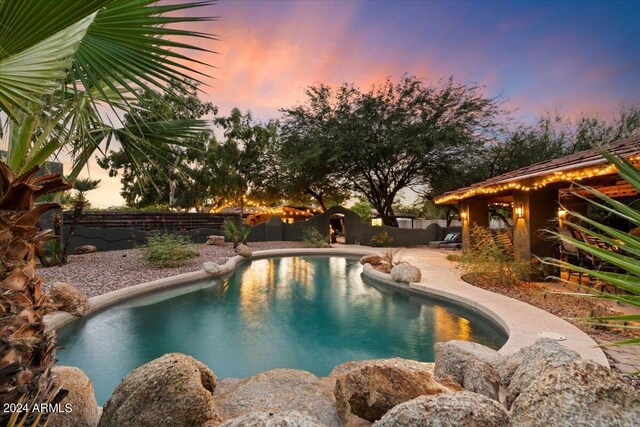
[428, 232, 458, 248]
[439, 233, 463, 250]
[566, 226, 622, 293]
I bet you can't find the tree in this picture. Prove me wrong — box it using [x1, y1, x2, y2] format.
[282, 76, 501, 226]
[60, 178, 101, 264]
[0, 0, 215, 418]
[98, 80, 216, 210]
[350, 201, 373, 223]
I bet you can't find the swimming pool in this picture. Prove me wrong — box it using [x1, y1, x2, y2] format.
[56, 256, 507, 404]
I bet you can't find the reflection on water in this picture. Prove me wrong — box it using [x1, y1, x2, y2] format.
[56, 256, 507, 405]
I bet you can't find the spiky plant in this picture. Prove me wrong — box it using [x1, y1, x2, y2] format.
[0, 163, 71, 425]
[544, 153, 640, 347]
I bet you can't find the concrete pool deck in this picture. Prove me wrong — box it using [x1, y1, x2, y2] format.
[46, 245, 608, 366]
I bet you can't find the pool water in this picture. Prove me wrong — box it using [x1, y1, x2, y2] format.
[56, 256, 507, 404]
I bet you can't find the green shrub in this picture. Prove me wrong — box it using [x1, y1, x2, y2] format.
[458, 225, 530, 286]
[302, 227, 329, 248]
[223, 219, 251, 247]
[370, 231, 394, 247]
[143, 232, 199, 267]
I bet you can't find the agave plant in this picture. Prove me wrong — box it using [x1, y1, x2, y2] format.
[0, 164, 71, 424]
[0, 0, 216, 415]
[544, 153, 640, 347]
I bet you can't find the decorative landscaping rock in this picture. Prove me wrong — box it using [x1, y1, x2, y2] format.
[334, 362, 454, 423]
[373, 392, 512, 427]
[220, 411, 324, 427]
[359, 255, 383, 265]
[215, 369, 340, 427]
[510, 359, 640, 426]
[234, 244, 252, 258]
[207, 235, 225, 245]
[329, 357, 434, 378]
[98, 353, 220, 427]
[49, 366, 100, 427]
[74, 245, 97, 255]
[203, 261, 222, 274]
[434, 341, 502, 400]
[50, 282, 89, 316]
[505, 338, 580, 407]
[389, 265, 421, 283]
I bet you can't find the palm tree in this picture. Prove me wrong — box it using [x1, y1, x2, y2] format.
[0, 0, 216, 421]
[60, 178, 101, 263]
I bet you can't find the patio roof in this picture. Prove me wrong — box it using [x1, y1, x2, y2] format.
[434, 136, 640, 205]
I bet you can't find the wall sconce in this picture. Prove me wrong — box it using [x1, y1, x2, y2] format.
[460, 211, 468, 221]
[557, 209, 567, 219]
[514, 203, 524, 219]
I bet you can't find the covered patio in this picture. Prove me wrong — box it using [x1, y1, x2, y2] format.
[434, 136, 640, 266]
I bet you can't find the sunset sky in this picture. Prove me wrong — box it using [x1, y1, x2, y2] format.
[85, 0, 640, 207]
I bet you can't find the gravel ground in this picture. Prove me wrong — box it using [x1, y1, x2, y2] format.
[39, 241, 306, 298]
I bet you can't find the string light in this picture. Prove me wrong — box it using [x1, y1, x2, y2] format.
[435, 156, 640, 205]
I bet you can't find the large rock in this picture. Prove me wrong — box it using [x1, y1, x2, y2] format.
[74, 245, 97, 255]
[505, 338, 580, 407]
[220, 411, 324, 427]
[50, 282, 89, 316]
[203, 261, 222, 274]
[359, 255, 383, 266]
[49, 366, 100, 427]
[215, 369, 340, 427]
[234, 244, 252, 258]
[510, 359, 640, 426]
[206, 235, 226, 246]
[334, 362, 454, 423]
[329, 358, 435, 378]
[434, 340, 502, 400]
[98, 353, 220, 427]
[373, 392, 511, 427]
[389, 265, 421, 283]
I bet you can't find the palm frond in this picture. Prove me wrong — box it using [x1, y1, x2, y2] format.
[0, 3, 103, 119]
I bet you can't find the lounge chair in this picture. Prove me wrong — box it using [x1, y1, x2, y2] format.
[428, 232, 459, 248]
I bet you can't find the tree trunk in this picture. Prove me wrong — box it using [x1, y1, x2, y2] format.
[0, 162, 71, 424]
[61, 200, 87, 264]
[305, 188, 327, 212]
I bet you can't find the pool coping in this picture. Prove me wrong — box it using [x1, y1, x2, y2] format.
[44, 246, 609, 367]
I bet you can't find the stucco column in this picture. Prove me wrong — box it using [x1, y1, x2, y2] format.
[461, 199, 489, 252]
[513, 187, 559, 278]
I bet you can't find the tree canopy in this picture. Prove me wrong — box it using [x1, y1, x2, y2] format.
[280, 76, 502, 225]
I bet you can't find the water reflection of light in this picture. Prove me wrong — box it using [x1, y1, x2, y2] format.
[431, 306, 472, 342]
[239, 259, 276, 325]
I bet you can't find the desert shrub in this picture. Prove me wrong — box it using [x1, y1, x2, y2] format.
[458, 225, 530, 286]
[143, 232, 199, 267]
[223, 218, 251, 247]
[375, 248, 403, 273]
[370, 231, 394, 247]
[302, 227, 330, 248]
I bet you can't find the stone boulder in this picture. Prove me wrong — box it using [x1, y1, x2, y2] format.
[389, 265, 421, 283]
[234, 244, 252, 258]
[510, 359, 640, 426]
[203, 261, 222, 274]
[49, 366, 100, 427]
[215, 369, 340, 426]
[373, 392, 511, 427]
[74, 245, 97, 255]
[220, 411, 324, 427]
[434, 340, 502, 400]
[359, 255, 383, 266]
[505, 338, 580, 407]
[329, 358, 435, 378]
[207, 235, 226, 246]
[50, 282, 89, 316]
[334, 362, 454, 423]
[98, 353, 220, 427]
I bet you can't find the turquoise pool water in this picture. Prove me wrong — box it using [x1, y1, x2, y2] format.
[56, 256, 507, 405]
